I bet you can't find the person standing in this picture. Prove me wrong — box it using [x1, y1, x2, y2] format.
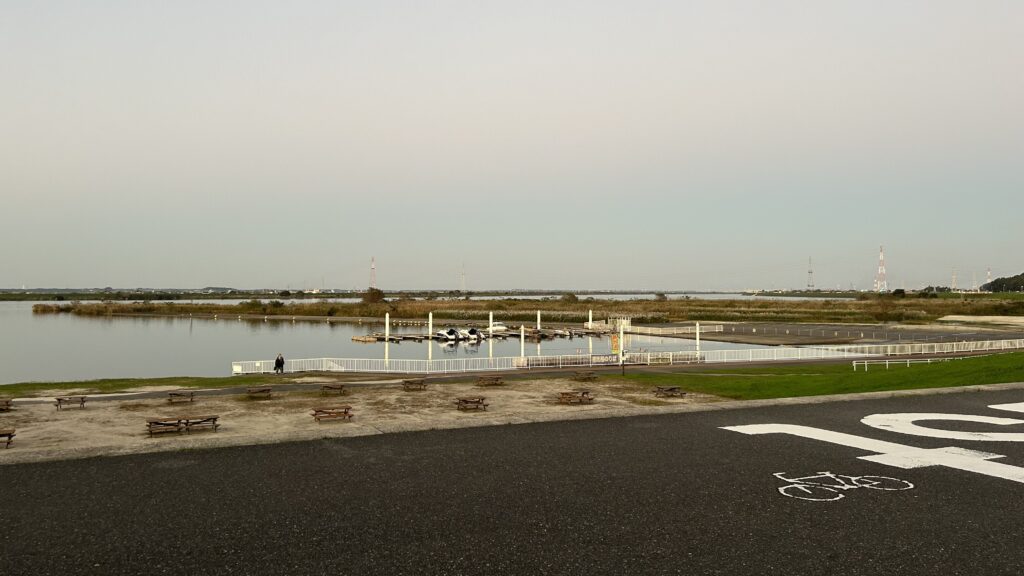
[274, 353, 285, 374]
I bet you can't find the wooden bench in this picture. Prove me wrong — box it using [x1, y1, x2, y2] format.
[146, 418, 184, 436]
[455, 396, 489, 411]
[167, 391, 195, 403]
[311, 406, 353, 422]
[402, 378, 427, 391]
[572, 371, 598, 383]
[54, 396, 87, 410]
[0, 398, 12, 412]
[475, 375, 504, 387]
[654, 386, 686, 398]
[558, 390, 595, 404]
[0, 429, 14, 449]
[183, 415, 220, 433]
[246, 386, 273, 399]
[320, 383, 346, 396]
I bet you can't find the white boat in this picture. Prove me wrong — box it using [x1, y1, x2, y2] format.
[459, 328, 485, 340]
[436, 328, 461, 341]
[488, 322, 509, 333]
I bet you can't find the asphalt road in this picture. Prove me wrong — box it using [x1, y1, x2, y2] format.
[5, 388, 1024, 575]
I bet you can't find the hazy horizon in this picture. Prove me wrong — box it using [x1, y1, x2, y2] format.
[3, 1, 1021, 291]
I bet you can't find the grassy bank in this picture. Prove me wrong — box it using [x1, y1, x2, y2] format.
[5, 352, 1023, 401]
[616, 352, 1024, 400]
[32, 293, 1024, 324]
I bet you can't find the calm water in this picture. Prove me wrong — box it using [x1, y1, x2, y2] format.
[0, 302, 764, 384]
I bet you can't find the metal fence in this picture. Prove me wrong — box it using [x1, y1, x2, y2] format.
[821, 338, 1024, 358]
[627, 324, 725, 336]
[851, 355, 995, 371]
[232, 346, 870, 376]
[231, 337, 1024, 376]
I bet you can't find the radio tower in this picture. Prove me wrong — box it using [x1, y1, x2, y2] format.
[369, 257, 377, 289]
[951, 268, 958, 292]
[806, 257, 815, 290]
[873, 245, 888, 292]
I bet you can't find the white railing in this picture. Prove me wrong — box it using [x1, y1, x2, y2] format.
[231, 346, 873, 376]
[231, 338, 1024, 376]
[627, 324, 725, 336]
[821, 338, 1024, 358]
[852, 355, 994, 371]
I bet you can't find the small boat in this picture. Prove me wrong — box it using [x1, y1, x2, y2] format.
[436, 328, 461, 341]
[460, 327, 485, 340]
[488, 322, 509, 333]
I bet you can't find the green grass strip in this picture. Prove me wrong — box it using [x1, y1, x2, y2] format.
[615, 352, 1024, 400]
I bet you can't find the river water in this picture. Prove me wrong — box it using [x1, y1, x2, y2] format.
[0, 300, 769, 385]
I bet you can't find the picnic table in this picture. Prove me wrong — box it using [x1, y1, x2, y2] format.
[310, 405, 353, 423]
[571, 371, 598, 382]
[246, 386, 273, 399]
[54, 396, 87, 410]
[402, 378, 428, 391]
[0, 398, 12, 412]
[167, 391, 195, 403]
[0, 429, 14, 449]
[558, 390, 595, 404]
[146, 415, 220, 436]
[455, 396, 489, 411]
[320, 383, 346, 396]
[475, 375, 504, 387]
[654, 386, 686, 398]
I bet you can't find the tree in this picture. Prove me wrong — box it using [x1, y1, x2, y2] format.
[361, 287, 386, 304]
[560, 293, 579, 303]
[654, 293, 668, 301]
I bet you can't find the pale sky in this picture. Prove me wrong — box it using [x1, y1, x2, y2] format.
[2, 1, 1021, 291]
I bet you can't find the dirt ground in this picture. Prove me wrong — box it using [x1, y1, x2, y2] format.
[0, 378, 722, 465]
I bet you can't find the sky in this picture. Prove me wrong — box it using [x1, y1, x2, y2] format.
[1, 1, 1021, 291]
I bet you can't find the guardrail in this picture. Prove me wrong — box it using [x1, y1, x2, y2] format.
[626, 324, 724, 336]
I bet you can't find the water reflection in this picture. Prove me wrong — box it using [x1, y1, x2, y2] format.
[0, 301, 765, 385]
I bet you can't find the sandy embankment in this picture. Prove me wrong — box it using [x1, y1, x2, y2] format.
[0, 378, 720, 465]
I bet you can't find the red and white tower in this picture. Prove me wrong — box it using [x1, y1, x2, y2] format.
[369, 257, 377, 289]
[873, 245, 888, 292]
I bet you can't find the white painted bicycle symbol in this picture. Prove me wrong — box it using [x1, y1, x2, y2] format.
[775, 471, 914, 502]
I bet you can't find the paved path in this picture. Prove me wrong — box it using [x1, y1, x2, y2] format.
[5, 388, 1024, 575]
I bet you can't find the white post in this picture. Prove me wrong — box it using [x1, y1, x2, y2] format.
[520, 325, 525, 358]
[428, 312, 433, 362]
[489, 311, 494, 337]
[536, 310, 541, 330]
[384, 313, 390, 366]
[695, 321, 701, 363]
[588, 309, 593, 329]
[619, 323, 625, 365]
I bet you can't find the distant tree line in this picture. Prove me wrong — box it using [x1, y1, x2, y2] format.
[983, 272, 1024, 293]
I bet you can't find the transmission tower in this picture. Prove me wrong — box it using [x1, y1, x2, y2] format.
[460, 264, 466, 292]
[369, 257, 377, 289]
[806, 257, 814, 290]
[987, 267, 993, 288]
[951, 268, 958, 292]
[873, 245, 888, 292]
